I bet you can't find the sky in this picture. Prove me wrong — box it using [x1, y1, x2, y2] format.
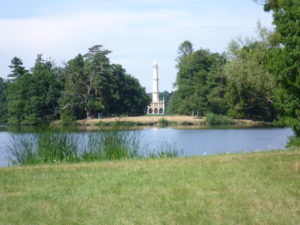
[0, 0, 273, 92]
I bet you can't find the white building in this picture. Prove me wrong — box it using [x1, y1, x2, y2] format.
[147, 60, 165, 114]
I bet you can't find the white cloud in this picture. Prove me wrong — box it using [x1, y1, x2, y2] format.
[0, 3, 273, 92]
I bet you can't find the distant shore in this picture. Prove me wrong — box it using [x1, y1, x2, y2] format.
[70, 115, 271, 128]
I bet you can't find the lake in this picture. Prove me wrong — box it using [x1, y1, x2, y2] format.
[0, 126, 294, 167]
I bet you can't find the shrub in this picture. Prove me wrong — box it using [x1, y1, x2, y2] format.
[286, 136, 300, 148]
[205, 113, 234, 125]
[158, 118, 177, 127]
[60, 109, 77, 126]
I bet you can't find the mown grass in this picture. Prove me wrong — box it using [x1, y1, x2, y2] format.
[1, 150, 299, 225]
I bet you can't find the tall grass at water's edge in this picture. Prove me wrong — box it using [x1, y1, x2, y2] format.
[9, 131, 80, 165]
[8, 127, 180, 165]
[82, 129, 141, 161]
[205, 113, 234, 125]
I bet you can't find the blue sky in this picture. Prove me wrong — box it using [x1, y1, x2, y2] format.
[0, 0, 273, 92]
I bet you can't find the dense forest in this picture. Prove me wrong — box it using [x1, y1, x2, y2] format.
[0, 45, 150, 125]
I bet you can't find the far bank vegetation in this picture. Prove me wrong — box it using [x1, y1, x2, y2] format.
[0, 0, 299, 145]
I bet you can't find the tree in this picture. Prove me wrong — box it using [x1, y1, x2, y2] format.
[159, 91, 172, 114]
[8, 57, 27, 79]
[0, 77, 8, 123]
[176, 40, 194, 64]
[103, 64, 150, 116]
[206, 53, 228, 115]
[170, 44, 227, 116]
[119, 72, 150, 115]
[60, 45, 150, 120]
[260, 0, 300, 134]
[6, 55, 62, 124]
[224, 30, 277, 121]
[61, 46, 111, 119]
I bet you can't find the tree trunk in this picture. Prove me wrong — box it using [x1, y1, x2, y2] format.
[83, 99, 91, 120]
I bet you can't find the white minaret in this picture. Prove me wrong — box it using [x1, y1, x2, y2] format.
[147, 60, 165, 114]
[152, 60, 159, 103]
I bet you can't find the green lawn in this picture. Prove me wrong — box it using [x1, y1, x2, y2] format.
[1, 150, 299, 225]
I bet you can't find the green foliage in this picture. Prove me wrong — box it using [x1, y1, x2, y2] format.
[169, 42, 227, 116]
[224, 26, 277, 121]
[8, 57, 27, 79]
[97, 121, 142, 127]
[8, 126, 183, 165]
[9, 127, 141, 165]
[176, 40, 194, 64]
[262, 0, 300, 135]
[60, 108, 77, 126]
[9, 130, 80, 165]
[83, 128, 140, 160]
[116, 71, 150, 116]
[4, 45, 149, 125]
[170, 27, 283, 122]
[205, 113, 234, 125]
[6, 56, 63, 125]
[159, 91, 172, 113]
[286, 135, 300, 148]
[60, 46, 150, 120]
[157, 118, 177, 127]
[0, 77, 8, 124]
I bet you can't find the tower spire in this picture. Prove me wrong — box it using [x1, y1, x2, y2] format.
[152, 60, 159, 103]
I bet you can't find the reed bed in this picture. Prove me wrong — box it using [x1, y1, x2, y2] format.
[8, 126, 180, 165]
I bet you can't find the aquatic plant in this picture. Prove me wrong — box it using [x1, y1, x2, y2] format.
[8, 125, 184, 165]
[147, 141, 182, 158]
[9, 135, 37, 165]
[82, 128, 141, 160]
[9, 130, 80, 165]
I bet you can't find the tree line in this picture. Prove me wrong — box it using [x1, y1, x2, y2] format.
[168, 0, 299, 140]
[168, 25, 276, 122]
[0, 45, 150, 125]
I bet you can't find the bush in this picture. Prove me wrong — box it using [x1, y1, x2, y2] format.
[158, 118, 177, 127]
[286, 136, 300, 148]
[205, 113, 234, 125]
[60, 109, 77, 126]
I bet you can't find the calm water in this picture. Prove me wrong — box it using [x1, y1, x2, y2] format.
[0, 127, 294, 167]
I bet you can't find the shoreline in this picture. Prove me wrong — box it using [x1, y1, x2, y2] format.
[63, 115, 271, 128]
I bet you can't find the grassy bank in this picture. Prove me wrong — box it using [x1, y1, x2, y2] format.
[1, 150, 299, 225]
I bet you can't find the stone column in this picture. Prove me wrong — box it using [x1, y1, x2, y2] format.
[152, 60, 159, 103]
